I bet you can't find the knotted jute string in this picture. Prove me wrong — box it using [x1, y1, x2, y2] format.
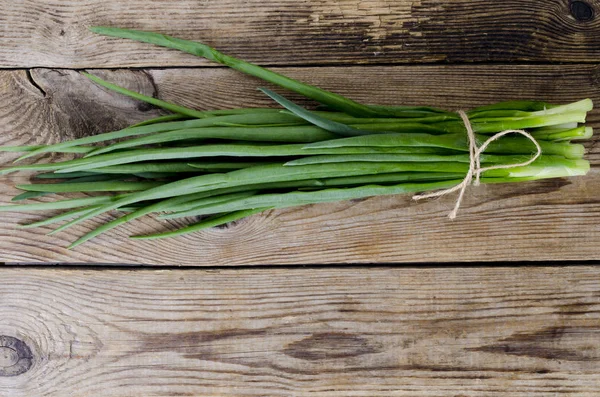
[412, 110, 542, 219]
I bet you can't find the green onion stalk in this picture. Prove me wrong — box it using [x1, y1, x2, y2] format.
[0, 27, 593, 248]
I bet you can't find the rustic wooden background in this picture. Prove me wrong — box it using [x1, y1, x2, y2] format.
[1, 0, 599, 395]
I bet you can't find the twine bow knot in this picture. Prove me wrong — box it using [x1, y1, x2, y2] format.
[412, 110, 542, 219]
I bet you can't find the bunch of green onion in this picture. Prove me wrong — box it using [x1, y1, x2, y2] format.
[0, 27, 593, 248]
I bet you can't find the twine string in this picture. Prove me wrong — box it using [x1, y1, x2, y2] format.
[412, 110, 542, 219]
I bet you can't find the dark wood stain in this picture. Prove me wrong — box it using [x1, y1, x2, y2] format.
[213, 219, 243, 230]
[471, 326, 600, 362]
[141, 328, 271, 354]
[490, 178, 572, 202]
[348, 197, 369, 204]
[283, 332, 380, 361]
[557, 302, 599, 315]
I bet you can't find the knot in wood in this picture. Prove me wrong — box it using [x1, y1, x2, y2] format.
[0, 336, 34, 376]
[570, 1, 595, 21]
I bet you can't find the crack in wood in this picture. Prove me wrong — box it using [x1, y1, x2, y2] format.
[25, 69, 47, 98]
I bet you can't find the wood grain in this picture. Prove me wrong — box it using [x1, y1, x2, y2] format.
[1, 0, 600, 68]
[0, 266, 599, 396]
[1, 65, 599, 265]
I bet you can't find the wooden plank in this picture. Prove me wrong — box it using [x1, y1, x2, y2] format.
[0, 266, 599, 396]
[1, 0, 600, 68]
[0, 65, 599, 265]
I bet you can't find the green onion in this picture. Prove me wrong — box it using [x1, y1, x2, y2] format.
[0, 27, 592, 248]
[88, 27, 385, 118]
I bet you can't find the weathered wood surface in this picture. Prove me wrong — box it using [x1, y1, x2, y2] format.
[0, 266, 599, 396]
[1, 0, 600, 68]
[1, 65, 599, 264]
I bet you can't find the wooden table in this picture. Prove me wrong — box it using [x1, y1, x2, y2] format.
[1, 0, 599, 395]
